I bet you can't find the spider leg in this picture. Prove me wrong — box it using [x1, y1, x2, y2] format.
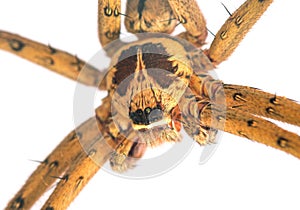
[207, 0, 273, 65]
[110, 138, 147, 173]
[0, 31, 106, 89]
[98, 0, 121, 47]
[6, 96, 118, 209]
[223, 84, 300, 127]
[41, 97, 126, 209]
[41, 130, 121, 209]
[5, 117, 96, 210]
[167, 0, 207, 47]
[187, 73, 300, 157]
[200, 105, 300, 159]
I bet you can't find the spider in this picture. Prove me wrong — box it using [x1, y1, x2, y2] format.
[0, 0, 300, 210]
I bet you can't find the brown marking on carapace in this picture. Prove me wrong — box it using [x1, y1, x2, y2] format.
[113, 42, 176, 96]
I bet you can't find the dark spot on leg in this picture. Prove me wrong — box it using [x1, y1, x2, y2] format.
[235, 16, 244, 27]
[180, 16, 187, 24]
[233, 93, 246, 102]
[277, 137, 289, 148]
[75, 132, 82, 140]
[45, 207, 54, 210]
[10, 196, 24, 209]
[266, 107, 282, 117]
[70, 56, 82, 71]
[247, 120, 257, 127]
[258, 0, 264, 3]
[40, 56, 54, 65]
[114, 8, 120, 16]
[105, 31, 119, 40]
[43, 158, 49, 165]
[270, 95, 280, 105]
[104, 6, 113, 16]
[9, 39, 25, 51]
[220, 30, 228, 40]
[76, 176, 84, 186]
[49, 161, 59, 169]
[48, 44, 57, 54]
[62, 174, 69, 182]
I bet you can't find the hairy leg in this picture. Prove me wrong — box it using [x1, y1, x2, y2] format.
[224, 84, 300, 127]
[0, 31, 105, 89]
[207, 0, 273, 65]
[98, 0, 121, 47]
[200, 104, 300, 159]
[5, 96, 118, 209]
[168, 0, 207, 47]
[5, 117, 95, 210]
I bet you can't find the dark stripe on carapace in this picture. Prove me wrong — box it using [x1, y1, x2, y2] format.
[114, 42, 176, 96]
[137, 0, 147, 19]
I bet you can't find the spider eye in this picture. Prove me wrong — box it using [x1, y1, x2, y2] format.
[129, 106, 163, 125]
[147, 108, 163, 123]
[136, 109, 143, 115]
[145, 107, 151, 114]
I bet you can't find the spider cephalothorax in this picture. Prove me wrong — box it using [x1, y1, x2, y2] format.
[102, 34, 223, 171]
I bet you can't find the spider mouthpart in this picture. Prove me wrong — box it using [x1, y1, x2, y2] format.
[129, 105, 163, 126]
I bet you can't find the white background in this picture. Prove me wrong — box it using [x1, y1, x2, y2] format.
[1, 0, 300, 209]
